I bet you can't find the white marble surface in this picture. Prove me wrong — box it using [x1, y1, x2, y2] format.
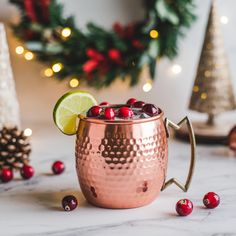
[1, 122, 236, 236]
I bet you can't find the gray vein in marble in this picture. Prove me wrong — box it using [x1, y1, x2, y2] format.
[17, 217, 197, 236]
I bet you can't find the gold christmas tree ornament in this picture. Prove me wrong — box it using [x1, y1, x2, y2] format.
[189, 1, 236, 121]
[178, 1, 236, 144]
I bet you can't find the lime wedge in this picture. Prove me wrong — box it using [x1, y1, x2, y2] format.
[53, 90, 97, 135]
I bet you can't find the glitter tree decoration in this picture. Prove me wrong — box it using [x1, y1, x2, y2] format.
[189, 0, 236, 126]
[0, 23, 20, 128]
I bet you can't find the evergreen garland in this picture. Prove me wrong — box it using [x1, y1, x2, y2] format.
[10, 0, 196, 88]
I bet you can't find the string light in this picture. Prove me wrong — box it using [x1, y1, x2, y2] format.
[24, 51, 34, 60]
[204, 70, 211, 77]
[15, 46, 24, 55]
[24, 128, 33, 137]
[61, 27, 72, 38]
[171, 64, 182, 74]
[220, 16, 228, 24]
[149, 29, 159, 39]
[193, 85, 199, 92]
[206, 43, 212, 50]
[201, 92, 207, 100]
[142, 82, 152, 92]
[44, 68, 54, 77]
[215, 63, 222, 69]
[69, 78, 79, 88]
[52, 63, 63, 73]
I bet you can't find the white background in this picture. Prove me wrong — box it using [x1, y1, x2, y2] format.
[0, 0, 235, 126]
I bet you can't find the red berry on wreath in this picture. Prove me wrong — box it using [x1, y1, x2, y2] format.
[86, 48, 105, 62]
[62, 195, 78, 211]
[0, 168, 13, 183]
[52, 161, 65, 175]
[104, 108, 115, 120]
[99, 102, 110, 106]
[133, 101, 145, 108]
[118, 107, 133, 119]
[87, 106, 102, 117]
[125, 24, 135, 38]
[108, 48, 121, 62]
[176, 199, 193, 216]
[20, 164, 34, 180]
[203, 192, 220, 209]
[83, 60, 98, 73]
[113, 22, 124, 37]
[132, 40, 144, 49]
[126, 98, 137, 105]
[142, 104, 159, 116]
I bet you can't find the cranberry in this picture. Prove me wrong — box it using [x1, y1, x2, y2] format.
[203, 192, 220, 209]
[87, 106, 102, 117]
[20, 164, 34, 180]
[126, 98, 137, 105]
[0, 168, 13, 183]
[133, 101, 145, 108]
[62, 195, 78, 211]
[104, 108, 115, 119]
[99, 102, 110, 106]
[228, 126, 236, 152]
[142, 104, 159, 116]
[118, 107, 134, 119]
[176, 199, 193, 216]
[52, 161, 65, 175]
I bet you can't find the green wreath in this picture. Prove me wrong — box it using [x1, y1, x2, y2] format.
[10, 0, 196, 88]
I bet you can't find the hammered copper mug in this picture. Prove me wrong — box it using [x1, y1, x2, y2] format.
[75, 108, 196, 209]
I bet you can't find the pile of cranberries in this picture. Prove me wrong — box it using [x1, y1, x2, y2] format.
[60, 191, 220, 213]
[87, 98, 160, 120]
[0, 164, 35, 183]
[176, 192, 220, 216]
[0, 160, 66, 183]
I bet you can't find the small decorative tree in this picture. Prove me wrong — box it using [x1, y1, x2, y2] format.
[0, 24, 20, 128]
[189, 0, 236, 126]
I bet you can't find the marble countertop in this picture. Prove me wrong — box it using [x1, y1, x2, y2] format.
[1, 123, 236, 236]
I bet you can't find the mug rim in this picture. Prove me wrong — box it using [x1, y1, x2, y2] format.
[79, 107, 164, 125]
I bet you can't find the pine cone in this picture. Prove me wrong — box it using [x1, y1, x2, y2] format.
[0, 126, 31, 170]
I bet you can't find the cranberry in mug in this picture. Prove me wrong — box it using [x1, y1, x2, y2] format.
[86, 100, 161, 120]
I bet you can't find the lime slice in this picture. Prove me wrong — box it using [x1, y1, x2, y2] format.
[53, 90, 97, 135]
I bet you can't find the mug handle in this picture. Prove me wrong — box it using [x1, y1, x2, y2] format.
[161, 116, 196, 192]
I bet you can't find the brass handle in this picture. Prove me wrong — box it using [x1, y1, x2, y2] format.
[161, 116, 196, 192]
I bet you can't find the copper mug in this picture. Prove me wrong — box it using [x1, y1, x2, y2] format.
[75, 109, 196, 209]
